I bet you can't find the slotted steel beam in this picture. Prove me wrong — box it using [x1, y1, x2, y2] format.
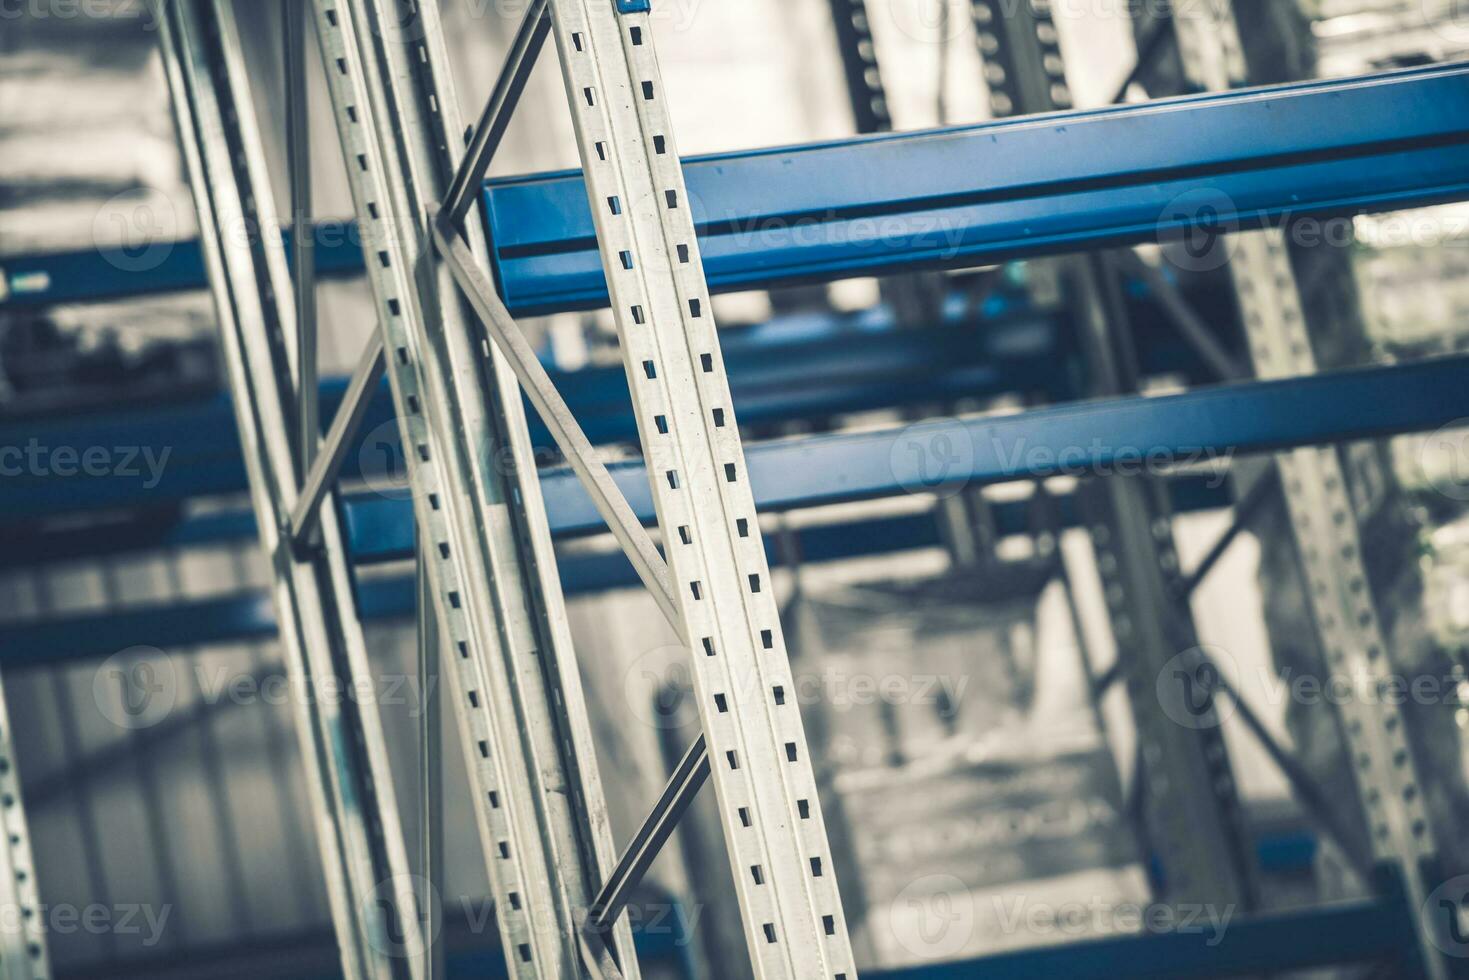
[306, 0, 634, 976]
[544, 2, 857, 976]
[152, 3, 421, 977]
[1175, 8, 1449, 975]
[977, 0, 1258, 910]
[0, 685, 48, 980]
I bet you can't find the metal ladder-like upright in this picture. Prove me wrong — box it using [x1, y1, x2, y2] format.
[153, 1, 858, 977]
[1170, 8, 1449, 977]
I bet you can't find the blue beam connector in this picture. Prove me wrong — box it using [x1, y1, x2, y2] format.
[615, 0, 651, 12]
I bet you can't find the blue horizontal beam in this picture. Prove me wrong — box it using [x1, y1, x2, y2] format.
[0, 226, 365, 310]
[4, 348, 1463, 552]
[0, 478, 1230, 666]
[12, 66, 1466, 318]
[0, 310, 1079, 523]
[868, 899, 1410, 980]
[484, 62, 1469, 314]
[527, 354, 1469, 537]
[344, 474, 1227, 567]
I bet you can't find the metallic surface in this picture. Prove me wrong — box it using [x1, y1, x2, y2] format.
[1177, 8, 1448, 974]
[483, 62, 1469, 314]
[153, 2, 422, 975]
[289, 333, 386, 548]
[545, 0, 857, 973]
[308, 0, 633, 973]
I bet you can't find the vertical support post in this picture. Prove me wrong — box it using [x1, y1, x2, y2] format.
[972, 0, 1259, 910]
[285, 0, 318, 479]
[1171, 10, 1450, 975]
[307, 0, 634, 975]
[545, 2, 858, 976]
[153, 3, 422, 977]
[416, 549, 444, 980]
[0, 682, 48, 980]
[825, 0, 891, 134]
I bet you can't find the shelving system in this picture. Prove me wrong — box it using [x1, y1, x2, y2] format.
[4, 1, 1469, 978]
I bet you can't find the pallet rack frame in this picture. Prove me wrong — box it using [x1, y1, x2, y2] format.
[4, 1, 1469, 977]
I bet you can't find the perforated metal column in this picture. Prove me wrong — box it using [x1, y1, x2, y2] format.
[975, 0, 1258, 910]
[153, 3, 421, 976]
[1175, 8, 1448, 975]
[0, 684, 48, 980]
[307, 1, 632, 976]
[545, 2, 857, 976]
